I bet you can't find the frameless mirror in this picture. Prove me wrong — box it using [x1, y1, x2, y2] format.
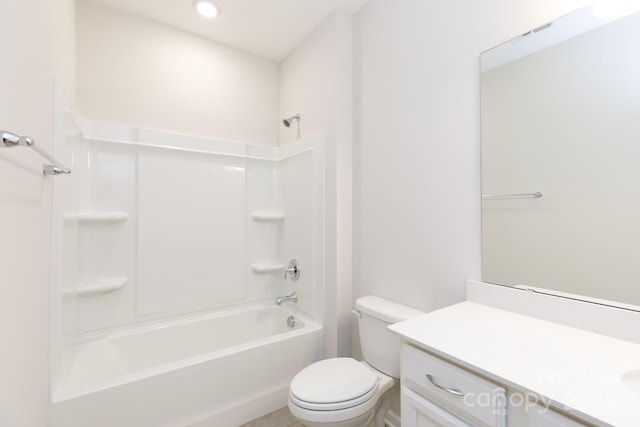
[481, 4, 640, 310]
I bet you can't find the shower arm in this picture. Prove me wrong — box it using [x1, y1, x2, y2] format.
[1, 130, 71, 176]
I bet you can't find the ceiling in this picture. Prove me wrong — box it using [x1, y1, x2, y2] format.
[91, 0, 372, 61]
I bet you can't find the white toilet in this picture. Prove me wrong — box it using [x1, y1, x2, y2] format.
[288, 295, 424, 427]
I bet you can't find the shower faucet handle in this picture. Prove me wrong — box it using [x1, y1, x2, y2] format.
[284, 259, 300, 281]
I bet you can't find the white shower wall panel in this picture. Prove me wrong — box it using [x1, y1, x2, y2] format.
[75, 141, 137, 333]
[278, 135, 324, 318]
[55, 92, 83, 383]
[60, 119, 324, 336]
[245, 157, 281, 301]
[136, 148, 246, 315]
[79, 143, 136, 278]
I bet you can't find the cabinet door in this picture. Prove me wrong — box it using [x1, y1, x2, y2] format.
[402, 387, 473, 427]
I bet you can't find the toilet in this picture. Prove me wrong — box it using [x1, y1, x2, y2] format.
[288, 296, 424, 427]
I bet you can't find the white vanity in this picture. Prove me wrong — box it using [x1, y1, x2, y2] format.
[389, 298, 640, 427]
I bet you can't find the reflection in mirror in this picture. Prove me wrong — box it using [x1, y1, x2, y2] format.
[480, 4, 640, 310]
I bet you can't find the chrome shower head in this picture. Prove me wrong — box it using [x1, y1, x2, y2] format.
[283, 114, 300, 127]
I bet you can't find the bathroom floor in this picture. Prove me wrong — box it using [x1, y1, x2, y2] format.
[240, 407, 303, 427]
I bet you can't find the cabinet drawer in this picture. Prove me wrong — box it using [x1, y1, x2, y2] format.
[402, 344, 506, 427]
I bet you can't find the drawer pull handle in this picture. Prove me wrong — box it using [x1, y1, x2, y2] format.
[425, 374, 465, 397]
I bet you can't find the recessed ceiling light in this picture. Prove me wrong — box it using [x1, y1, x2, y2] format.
[193, 0, 220, 18]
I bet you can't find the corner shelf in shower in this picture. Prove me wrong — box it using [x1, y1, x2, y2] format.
[65, 211, 129, 223]
[250, 212, 285, 222]
[250, 263, 285, 274]
[62, 277, 128, 297]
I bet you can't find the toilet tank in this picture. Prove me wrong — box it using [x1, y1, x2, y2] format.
[355, 296, 424, 378]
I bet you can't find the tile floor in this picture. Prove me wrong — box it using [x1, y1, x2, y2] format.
[239, 407, 303, 427]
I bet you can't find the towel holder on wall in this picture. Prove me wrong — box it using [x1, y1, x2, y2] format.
[1, 130, 71, 176]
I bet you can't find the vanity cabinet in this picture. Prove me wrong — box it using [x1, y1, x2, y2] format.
[390, 301, 640, 426]
[400, 344, 592, 427]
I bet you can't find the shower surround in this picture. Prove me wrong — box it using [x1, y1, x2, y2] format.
[50, 109, 325, 426]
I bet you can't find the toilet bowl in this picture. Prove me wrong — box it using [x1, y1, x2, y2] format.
[288, 358, 394, 427]
[288, 296, 424, 427]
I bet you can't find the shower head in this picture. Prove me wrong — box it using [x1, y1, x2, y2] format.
[283, 114, 300, 127]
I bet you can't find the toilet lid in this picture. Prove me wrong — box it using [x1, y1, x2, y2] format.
[289, 358, 378, 410]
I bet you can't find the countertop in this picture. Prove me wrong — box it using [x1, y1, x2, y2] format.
[389, 301, 640, 426]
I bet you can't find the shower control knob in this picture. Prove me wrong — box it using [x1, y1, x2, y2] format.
[284, 259, 300, 281]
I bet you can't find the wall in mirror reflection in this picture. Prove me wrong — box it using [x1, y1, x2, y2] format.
[481, 8, 640, 308]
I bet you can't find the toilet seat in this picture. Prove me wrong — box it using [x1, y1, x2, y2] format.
[289, 358, 379, 411]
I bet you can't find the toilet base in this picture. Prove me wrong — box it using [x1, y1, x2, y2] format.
[288, 407, 375, 427]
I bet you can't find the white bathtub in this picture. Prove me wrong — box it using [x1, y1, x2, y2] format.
[50, 304, 323, 427]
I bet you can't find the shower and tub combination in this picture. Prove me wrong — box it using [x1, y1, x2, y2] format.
[49, 93, 325, 426]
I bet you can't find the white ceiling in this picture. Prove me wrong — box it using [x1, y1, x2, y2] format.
[91, 0, 372, 61]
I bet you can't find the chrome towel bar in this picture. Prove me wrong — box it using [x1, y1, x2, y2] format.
[1, 130, 71, 176]
[482, 191, 542, 200]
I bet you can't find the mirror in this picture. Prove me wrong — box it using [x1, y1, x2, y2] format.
[481, 5, 640, 310]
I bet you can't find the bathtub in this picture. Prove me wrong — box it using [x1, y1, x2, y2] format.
[50, 304, 324, 427]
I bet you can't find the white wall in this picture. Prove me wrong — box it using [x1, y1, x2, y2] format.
[352, 0, 591, 315]
[76, 0, 280, 146]
[279, 10, 354, 357]
[52, 0, 77, 112]
[0, 0, 75, 424]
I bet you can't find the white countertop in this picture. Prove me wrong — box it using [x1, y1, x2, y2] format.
[389, 301, 640, 426]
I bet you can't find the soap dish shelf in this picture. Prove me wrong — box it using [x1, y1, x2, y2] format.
[251, 263, 285, 274]
[62, 277, 128, 297]
[66, 211, 129, 223]
[251, 212, 285, 222]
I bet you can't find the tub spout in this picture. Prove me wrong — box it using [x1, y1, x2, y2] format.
[275, 292, 298, 305]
